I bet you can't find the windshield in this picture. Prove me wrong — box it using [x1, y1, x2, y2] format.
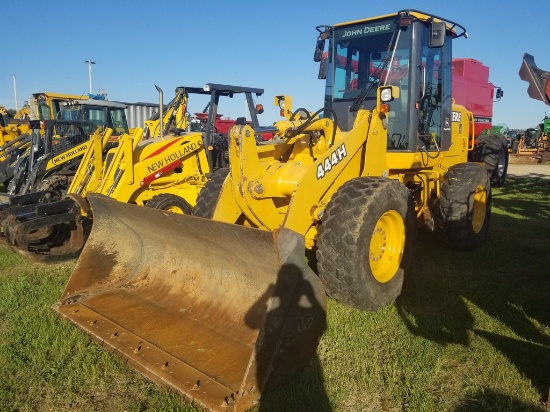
[330, 18, 410, 104]
[59, 107, 81, 121]
[58, 106, 129, 134]
[326, 17, 412, 137]
[109, 108, 129, 134]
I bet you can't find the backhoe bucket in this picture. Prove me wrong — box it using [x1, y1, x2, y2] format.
[54, 194, 326, 411]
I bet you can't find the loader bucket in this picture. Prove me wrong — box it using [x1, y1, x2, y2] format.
[54, 194, 327, 411]
[519, 53, 550, 105]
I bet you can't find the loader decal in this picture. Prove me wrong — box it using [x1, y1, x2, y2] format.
[337, 23, 392, 40]
[141, 140, 202, 186]
[145, 142, 201, 175]
[316, 143, 347, 179]
[142, 137, 184, 160]
[49, 142, 89, 166]
[451, 111, 462, 123]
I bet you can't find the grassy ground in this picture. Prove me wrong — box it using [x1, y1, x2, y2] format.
[0, 174, 548, 411]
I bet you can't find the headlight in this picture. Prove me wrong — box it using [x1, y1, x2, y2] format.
[380, 87, 393, 103]
[277, 96, 285, 110]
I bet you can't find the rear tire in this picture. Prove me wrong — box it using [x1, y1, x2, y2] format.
[316, 177, 416, 311]
[146, 194, 193, 215]
[194, 169, 229, 218]
[473, 134, 508, 187]
[440, 163, 491, 250]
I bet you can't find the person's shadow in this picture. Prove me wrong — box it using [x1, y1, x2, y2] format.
[244, 229, 331, 411]
[247, 263, 331, 412]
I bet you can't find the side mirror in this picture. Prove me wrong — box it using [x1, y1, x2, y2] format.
[495, 87, 504, 100]
[429, 21, 446, 48]
[318, 56, 328, 80]
[314, 39, 325, 62]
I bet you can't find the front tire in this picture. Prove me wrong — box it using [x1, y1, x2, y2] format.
[194, 169, 229, 218]
[440, 163, 491, 250]
[316, 177, 416, 311]
[146, 194, 193, 215]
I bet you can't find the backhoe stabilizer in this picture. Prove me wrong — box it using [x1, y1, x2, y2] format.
[54, 194, 327, 411]
[519, 53, 550, 105]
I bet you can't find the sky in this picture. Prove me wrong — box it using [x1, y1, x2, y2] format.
[1, 0, 549, 129]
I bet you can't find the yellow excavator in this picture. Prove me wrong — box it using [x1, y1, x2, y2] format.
[2, 84, 265, 258]
[54, 10, 492, 411]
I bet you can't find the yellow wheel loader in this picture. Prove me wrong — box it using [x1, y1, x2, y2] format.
[2, 84, 265, 258]
[54, 10, 492, 411]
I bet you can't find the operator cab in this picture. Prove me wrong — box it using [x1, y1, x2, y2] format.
[316, 10, 467, 153]
[58, 99, 129, 136]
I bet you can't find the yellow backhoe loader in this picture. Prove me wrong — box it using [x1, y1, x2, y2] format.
[0, 92, 89, 147]
[0, 100, 130, 253]
[2, 84, 265, 258]
[0, 92, 91, 186]
[54, 10, 492, 411]
[142, 86, 189, 139]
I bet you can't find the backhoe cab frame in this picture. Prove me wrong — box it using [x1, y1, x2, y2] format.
[186, 84, 265, 172]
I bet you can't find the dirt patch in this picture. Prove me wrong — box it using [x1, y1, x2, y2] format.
[507, 163, 550, 179]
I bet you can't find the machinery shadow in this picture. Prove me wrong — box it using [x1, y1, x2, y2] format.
[396, 175, 550, 402]
[452, 387, 544, 412]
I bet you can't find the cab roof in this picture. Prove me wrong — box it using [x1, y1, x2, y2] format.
[67, 99, 127, 109]
[333, 9, 466, 38]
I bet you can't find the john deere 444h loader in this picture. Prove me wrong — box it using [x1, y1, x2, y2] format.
[54, 10, 492, 411]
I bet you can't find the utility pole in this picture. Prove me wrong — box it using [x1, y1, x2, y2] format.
[85, 60, 96, 94]
[13, 75, 18, 110]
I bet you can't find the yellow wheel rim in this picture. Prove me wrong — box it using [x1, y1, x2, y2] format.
[165, 205, 185, 214]
[472, 185, 487, 233]
[369, 210, 405, 283]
